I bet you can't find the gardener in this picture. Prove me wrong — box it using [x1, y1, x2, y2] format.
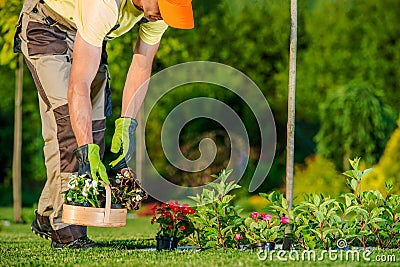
[14, 0, 194, 249]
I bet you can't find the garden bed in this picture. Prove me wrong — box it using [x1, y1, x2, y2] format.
[0, 212, 398, 267]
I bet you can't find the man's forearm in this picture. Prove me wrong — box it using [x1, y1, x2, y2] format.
[121, 55, 152, 118]
[69, 82, 93, 146]
[67, 32, 102, 147]
[121, 38, 160, 118]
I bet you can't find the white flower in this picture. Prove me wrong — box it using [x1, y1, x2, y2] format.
[82, 180, 90, 197]
[92, 180, 98, 188]
[92, 185, 99, 195]
[115, 178, 121, 184]
[67, 197, 72, 202]
[82, 187, 88, 197]
[136, 195, 142, 202]
[68, 178, 78, 189]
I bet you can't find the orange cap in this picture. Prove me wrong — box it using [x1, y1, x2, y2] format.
[158, 0, 194, 29]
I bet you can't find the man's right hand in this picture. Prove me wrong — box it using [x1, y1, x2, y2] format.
[109, 117, 138, 171]
[74, 144, 109, 184]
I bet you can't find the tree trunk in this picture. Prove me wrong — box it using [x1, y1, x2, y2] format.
[283, 0, 297, 250]
[13, 53, 23, 223]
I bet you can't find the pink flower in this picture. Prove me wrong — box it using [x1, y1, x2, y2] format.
[280, 216, 290, 224]
[180, 225, 186, 231]
[262, 213, 272, 221]
[251, 211, 260, 220]
[234, 233, 243, 241]
[168, 225, 174, 229]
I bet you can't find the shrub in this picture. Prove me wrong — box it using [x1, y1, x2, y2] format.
[187, 169, 245, 250]
[293, 155, 346, 201]
[363, 119, 400, 194]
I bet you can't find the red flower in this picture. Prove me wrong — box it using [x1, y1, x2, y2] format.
[171, 205, 179, 213]
[163, 211, 172, 219]
[168, 200, 180, 213]
[180, 208, 188, 215]
[187, 208, 195, 214]
[151, 200, 194, 238]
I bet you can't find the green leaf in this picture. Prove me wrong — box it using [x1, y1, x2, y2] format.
[362, 168, 374, 177]
[313, 194, 321, 206]
[350, 179, 358, 191]
[221, 195, 234, 204]
[315, 210, 324, 223]
[342, 170, 355, 179]
[250, 221, 260, 230]
[321, 199, 336, 209]
[345, 195, 352, 207]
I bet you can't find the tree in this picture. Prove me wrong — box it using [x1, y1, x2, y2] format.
[297, 0, 400, 122]
[315, 81, 393, 170]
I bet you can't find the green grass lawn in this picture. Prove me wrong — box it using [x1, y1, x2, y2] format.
[1, 207, 399, 267]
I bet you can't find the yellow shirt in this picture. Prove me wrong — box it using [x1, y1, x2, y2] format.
[45, 0, 168, 47]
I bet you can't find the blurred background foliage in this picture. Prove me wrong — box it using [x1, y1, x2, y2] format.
[0, 0, 399, 209]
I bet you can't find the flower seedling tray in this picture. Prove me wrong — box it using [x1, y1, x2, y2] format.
[62, 181, 127, 227]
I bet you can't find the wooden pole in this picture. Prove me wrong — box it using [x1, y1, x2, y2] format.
[283, 0, 297, 250]
[13, 53, 23, 223]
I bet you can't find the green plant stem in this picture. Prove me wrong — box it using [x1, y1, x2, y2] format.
[215, 207, 226, 250]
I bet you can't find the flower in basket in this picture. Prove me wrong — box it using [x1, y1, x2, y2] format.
[61, 173, 103, 207]
[62, 168, 148, 210]
[151, 200, 195, 240]
[244, 212, 288, 244]
[108, 168, 148, 210]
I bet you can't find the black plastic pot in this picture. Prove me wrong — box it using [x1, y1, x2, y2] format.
[111, 203, 123, 209]
[156, 236, 179, 251]
[251, 242, 276, 251]
[71, 202, 91, 207]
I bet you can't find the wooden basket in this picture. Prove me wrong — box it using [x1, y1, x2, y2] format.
[62, 181, 127, 227]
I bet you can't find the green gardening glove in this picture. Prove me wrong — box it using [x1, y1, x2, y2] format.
[74, 144, 109, 184]
[109, 117, 138, 171]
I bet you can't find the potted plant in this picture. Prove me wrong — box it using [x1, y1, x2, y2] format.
[109, 169, 148, 210]
[151, 200, 195, 251]
[244, 211, 289, 251]
[61, 168, 147, 227]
